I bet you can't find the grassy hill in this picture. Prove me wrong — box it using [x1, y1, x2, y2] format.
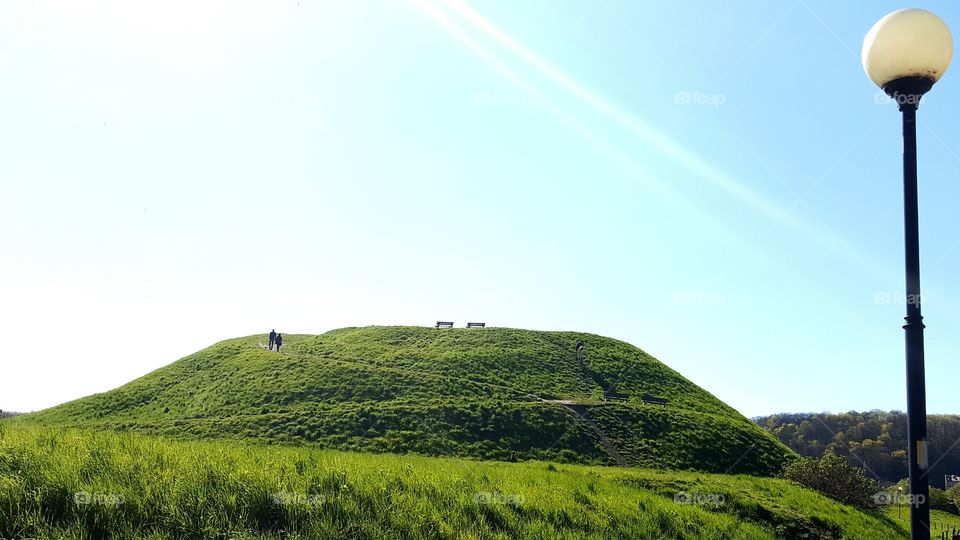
[0, 425, 909, 539]
[18, 326, 793, 475]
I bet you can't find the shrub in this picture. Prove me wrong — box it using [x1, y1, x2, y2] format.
[930, 486, 951, 506]
[781, 454, 880, 508]
[947, 485, 960, 510]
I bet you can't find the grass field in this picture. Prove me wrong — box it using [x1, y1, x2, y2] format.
[0, 424, 910, 539]
[880, 506, 960, 540]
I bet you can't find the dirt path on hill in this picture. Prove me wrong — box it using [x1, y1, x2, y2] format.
[558, 403, 629, 466]
[563, 348, 628, 465]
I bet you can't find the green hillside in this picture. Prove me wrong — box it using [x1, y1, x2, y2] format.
[19, 326, 793, 475]
[0, 425, 908, 539]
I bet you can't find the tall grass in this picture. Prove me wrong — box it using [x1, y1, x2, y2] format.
[0, 425, 906, 539]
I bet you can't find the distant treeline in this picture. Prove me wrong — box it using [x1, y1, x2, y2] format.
[0, 410, 24, 418]
[754, 411, 960, 488]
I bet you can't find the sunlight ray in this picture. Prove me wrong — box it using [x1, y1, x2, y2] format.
[417, 0, 885, 276]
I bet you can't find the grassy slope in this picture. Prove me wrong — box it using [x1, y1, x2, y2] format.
[0, 425, 906, 539]
[20, 326, 793, 475]
[881, 507, 960, 540]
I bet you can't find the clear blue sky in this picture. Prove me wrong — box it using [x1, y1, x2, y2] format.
[1, 0, 958, 417]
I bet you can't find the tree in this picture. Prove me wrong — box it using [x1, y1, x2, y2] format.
[782, 454, 881, 508]
[754, 411, 960, 487]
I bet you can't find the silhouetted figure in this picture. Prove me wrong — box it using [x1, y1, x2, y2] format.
[275, 333, 283, 352]
[269, 329, 277, 350]
[576, 340, 585, 362]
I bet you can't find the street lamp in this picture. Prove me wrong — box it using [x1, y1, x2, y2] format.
[862, 9, 953, 540]
[898, 485, 903, 519]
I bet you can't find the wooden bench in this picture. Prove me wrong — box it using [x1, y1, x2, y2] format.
[466, 322, 486, 328]
[641, 394, 669, 406]
[605, 391, 630, 402]
[435, 321, 454, 329]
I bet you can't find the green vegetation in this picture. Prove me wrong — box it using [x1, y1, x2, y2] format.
[0, 425, 910, 539]
[17, 326, 793, 475]
[755, 411, 960, 487]
[880, 506, 960, 540]
[781, 454, 880, 508]
[884, 480, 960, 515]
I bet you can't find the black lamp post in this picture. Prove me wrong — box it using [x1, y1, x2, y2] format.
[862, 9, 953, 540]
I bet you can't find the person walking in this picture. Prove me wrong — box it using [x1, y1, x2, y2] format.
[269, 329, 277, 351]
[275, 333, 283, 353]
[576, 340, 585, 362]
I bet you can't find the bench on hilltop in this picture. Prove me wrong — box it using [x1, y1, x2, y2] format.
[435, 321, 454, 329]
[605, 391, 630, 402]
[466, 322, 486, 328]
[641, 394, 669, 406]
